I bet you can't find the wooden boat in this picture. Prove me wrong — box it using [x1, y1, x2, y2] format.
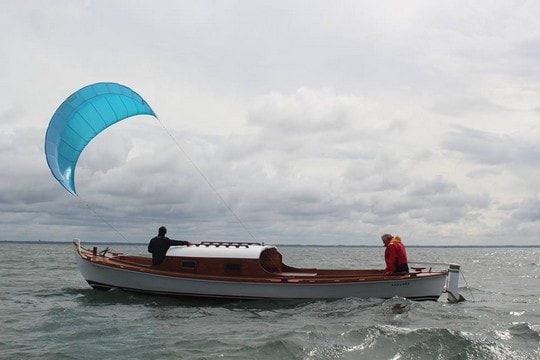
[73, 240, 464, 302]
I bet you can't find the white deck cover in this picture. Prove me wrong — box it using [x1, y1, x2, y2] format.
[166, 244, 276, 259]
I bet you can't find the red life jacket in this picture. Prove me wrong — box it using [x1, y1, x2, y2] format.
[384, 237, 409, 273]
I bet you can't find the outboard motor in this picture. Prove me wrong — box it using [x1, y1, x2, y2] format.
[446, 264, 466, 303]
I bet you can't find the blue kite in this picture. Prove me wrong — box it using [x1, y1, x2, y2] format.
[44, 82, 156, 195]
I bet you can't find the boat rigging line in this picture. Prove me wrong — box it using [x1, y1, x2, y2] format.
[76, 196, 130, 243]
[460, 269, 476, 302]
[155, 116, 258, 243]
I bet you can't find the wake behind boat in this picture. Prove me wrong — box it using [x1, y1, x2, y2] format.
[73, 240, 464, 302]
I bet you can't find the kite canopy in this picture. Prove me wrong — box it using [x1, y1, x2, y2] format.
[44, 82, 156, 195]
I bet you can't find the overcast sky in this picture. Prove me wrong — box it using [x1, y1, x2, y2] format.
[1, 1, 540, 245]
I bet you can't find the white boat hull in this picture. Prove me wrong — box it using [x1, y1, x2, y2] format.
[76, 254, 446, 301]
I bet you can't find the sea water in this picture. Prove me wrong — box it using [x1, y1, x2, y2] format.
[0, 243, 538, 359]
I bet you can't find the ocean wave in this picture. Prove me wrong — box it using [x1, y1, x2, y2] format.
[304, 325, 533, 360]
[508, 323, 540, 341]
[229, 339, 303, 360]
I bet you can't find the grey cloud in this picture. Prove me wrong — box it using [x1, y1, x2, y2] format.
[0, 106, 26, 129]
[466, 167, 501, 178]
[365, 176, 490, 224]
[248, 89, 354, 134]
[0, 127, 59, 205]
[516, 37, 540, 79]
[225, 89, 395, 164]
[386, 119, 408, 133]
[242, 187, 349, 221]
[344, 155, 412, 194]
[519, 37, 540, 58]
[497, 202, 520, 211]
[431, 97, 508, 117]
[511, 198, 540, 222]
[443, 127, 540, 166]
[407, 207, 470, 224]
[79, 135, 134, 174]
[407, 176, 457, 197]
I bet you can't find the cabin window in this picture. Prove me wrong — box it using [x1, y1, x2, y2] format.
[224, 263, 242, 274]
[181, 260, 197, 270]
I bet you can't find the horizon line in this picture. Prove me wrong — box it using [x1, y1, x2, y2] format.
[0, 240, 538, 248]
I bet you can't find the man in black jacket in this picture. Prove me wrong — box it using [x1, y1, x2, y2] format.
[148, 226, 190, 265]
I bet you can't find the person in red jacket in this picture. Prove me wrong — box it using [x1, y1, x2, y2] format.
[381, 234, 409, 275]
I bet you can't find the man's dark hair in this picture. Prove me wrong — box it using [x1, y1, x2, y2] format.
[158, 226, 167, 237]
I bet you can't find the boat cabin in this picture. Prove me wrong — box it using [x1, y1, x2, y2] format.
[162, 241, 312, 277]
